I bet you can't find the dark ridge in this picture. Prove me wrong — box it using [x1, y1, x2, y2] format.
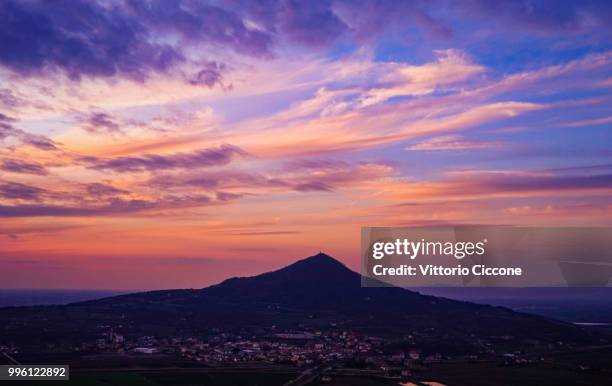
[0, 253, 604, 347]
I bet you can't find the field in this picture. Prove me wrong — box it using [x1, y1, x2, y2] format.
[3, 360, 612, 386]
[425, 361, 612, 386]
[2, 370, 296, 386]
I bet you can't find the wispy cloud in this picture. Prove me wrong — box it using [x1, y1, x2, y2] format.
[1, 0, 611, 288]
[81, 112, 122, 135]
[0, 113, 57, 150]
[406, 135, 503, 151]
[0, 158, 48, 175]
[83, 145, 246, 173]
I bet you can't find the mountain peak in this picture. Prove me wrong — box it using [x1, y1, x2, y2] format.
[303, 252, 339, 263]
[204, 252, 358, 301]
[285, 252, 352, 273]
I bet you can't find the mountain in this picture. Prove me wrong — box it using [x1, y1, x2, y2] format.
[0, 253, 604, 353]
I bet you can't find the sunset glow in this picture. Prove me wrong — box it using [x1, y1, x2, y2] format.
[1, 0, 611, 289]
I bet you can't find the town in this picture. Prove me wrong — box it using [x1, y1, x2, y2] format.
[2, 323, 572, 385]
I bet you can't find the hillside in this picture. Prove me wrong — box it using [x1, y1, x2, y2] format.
[0, 253, 603, 352]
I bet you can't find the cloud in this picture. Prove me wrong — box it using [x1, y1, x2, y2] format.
[83, 144, 246, 173]
[147, 170, 290, 192]
[0, 158, 48, 175]
[387, 171, 612, 203]
[1, 0, 610, 89]
[0, 223, 87, 238]
[127, 0, 273, 57]
[293, 181, 333, 192]
[547, 163, 612, 175]
[357, 49, 485, 107]
[145, 159, 394, 197]
[0, 181, 46, 200]
[279, 0, 348, 47]
[81, 112, 122, 135]
[459, 0, 612, 34]
[284, 158, 350, 171]
[244, 95, 543, 157]
[406, 135, 502, 151]
[0, 200, 151, 217]
[288, 161, 395, 192]
[215, 191, 244, 202]
[0, 0, 276, 83]
[331, 0, 453, 41]
[0, 113, 16, 130]
[221, 230, 301, 236]
[0, 0, 183, 81]
[0, 113, 58, 150]
[84, 183, 128, 197]
[0, 88, 20, 109]
[231, 46, 593, 159]
[187, 61, 229, 88]
[0, 194, 214, 218]
[465, 173, 612, 194]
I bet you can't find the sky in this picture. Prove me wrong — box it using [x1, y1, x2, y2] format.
[1, 0, 611, 290]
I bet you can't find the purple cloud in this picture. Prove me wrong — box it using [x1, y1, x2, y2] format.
[188, 61, 228, 88]
[0, 0, 284, 83]
[1, 0, 610, 86]
[0, 194, 214, 218]
[126, 0, 273, 58]
[279, 0, 348, 47]
[0, 0, 183, 81]
[479, 173, 612, 192]
[147, 170, 292, 195]
[23, 136, 57, 151]
[0, 159, 48, 175]
[440, 172, 612, 197]
[147, 159, 392, 195]
[0, 88, 20, 109]
[82, 112, 122, 135]
[459, 0, 611, 34]
[0, 113, 18, 142]
[0, 200, 152, 217]
[0, 0, 451, 84]
[293, 181, 333, 192]
[0, 181, 46, 200]
[84, 183, 128, 197]
[0, 113, 58, 150]
[84, 144, 246, 173]
[332, 0, 450, 41]
[216, 191, 244, 201]
[0, 112, 15, 125]
[285, 159, 349, 171]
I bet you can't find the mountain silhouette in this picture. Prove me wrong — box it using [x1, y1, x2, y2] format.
[0, 253, 603, 349]
[203, 253, 364, 303]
